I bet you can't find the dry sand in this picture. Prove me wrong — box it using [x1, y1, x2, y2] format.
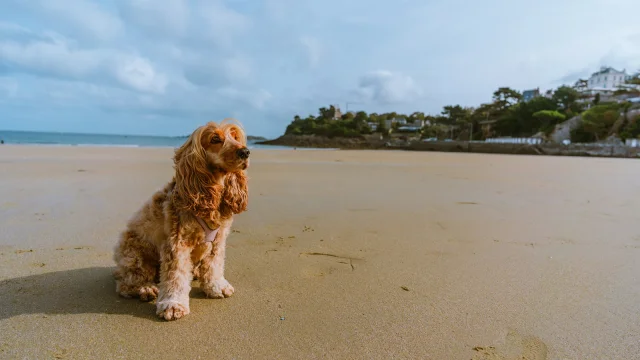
[0, 145, 639, 360]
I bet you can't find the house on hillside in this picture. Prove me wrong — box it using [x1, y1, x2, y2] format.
[384, 117, 407, 129]
[572, 66, 631, 106]
[385, 118, 428, 133]
[588, 66, 627, 90]
[522, 88, 540, 102]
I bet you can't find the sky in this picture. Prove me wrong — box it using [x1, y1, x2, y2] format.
[1, 0, 640, 138]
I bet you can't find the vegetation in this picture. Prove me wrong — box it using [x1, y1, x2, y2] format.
[283, 81, 639, 143]
[532, 110, 566, 135]
[619, 115, 640, 141]
[570, 103, 626, 142]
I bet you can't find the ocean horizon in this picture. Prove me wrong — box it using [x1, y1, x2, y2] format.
[0, 130, 293, 150]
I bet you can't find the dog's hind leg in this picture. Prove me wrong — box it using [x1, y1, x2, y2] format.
[113, 230, 159, 302]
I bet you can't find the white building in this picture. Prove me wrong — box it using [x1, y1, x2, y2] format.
[588, 66, 627, 90]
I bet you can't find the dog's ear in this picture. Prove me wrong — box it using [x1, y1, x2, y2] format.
[221, 171, 248, 215]
[173, 124, 223, 221]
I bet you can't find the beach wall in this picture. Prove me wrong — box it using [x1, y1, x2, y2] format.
[406, 141, 640, 158]
[485, 137, 544, 144]
[259, 135, 640, 158]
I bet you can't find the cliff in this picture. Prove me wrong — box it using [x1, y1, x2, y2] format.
[257, 134, 387, 149]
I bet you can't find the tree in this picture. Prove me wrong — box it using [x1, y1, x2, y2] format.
[471, 103, 495, 122]
[575, 79, 588, 89]
[619, 115, 640, 141]
[424, 115, 438, 126]
[593, 93, 601, 105]
[532, 110, 566, 134]
[492, 87, 522, 111]
[570, 126, 596, 143]
[318, 107, 329, 119]
[354, 111, 368, 122]
[376, 119, 388, 135]
[409, 111, 425, 123]
[354, 111, 370, 133]
[441, 105, 471, 125]
[493, 96, 557, 137]
[422, 124, 448, 139]
[552, 86, 581, 113]
[581, 104, 620, 141]
[341, 112, 355, 121]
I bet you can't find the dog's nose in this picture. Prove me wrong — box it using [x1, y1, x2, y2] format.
[237, 147, 250, 159]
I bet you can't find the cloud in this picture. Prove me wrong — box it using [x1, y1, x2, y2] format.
[597, 34, 640, 73]
[114, 56, 167, 93]
[222, 56, 253, 82]
[116, 0, 189, 39]
[0, 32, 106, 79]
[2, 0, 640, 138]
[556, 68, 594, 84]
[216, 87, 273, 109]
[196, 1, 252, 48]
[300, 36, 322, 69]
[355, 71, 423, 105]
[181, 53, 253, 88]
[5, 0, 123, 42]
[554, 32, 640, 85]
[0, 30, 168, 94]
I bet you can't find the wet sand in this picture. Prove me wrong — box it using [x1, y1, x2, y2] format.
[0, 145, 639, 359]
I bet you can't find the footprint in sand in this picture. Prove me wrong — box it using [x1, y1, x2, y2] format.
[471, 329, 548, 360]
[298, 252, 363, 278]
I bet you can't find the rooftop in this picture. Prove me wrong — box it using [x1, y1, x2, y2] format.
[591, 66, 626, 77]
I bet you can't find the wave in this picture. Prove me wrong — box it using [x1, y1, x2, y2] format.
[4, 142, 175, 148]
[74, 144, 141, 148]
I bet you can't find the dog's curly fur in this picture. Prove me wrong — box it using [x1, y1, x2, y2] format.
[112, 119, 250, 321]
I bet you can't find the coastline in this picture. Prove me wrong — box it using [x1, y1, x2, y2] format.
[0, 130, 282, 150]
[258, 135, 640, 159]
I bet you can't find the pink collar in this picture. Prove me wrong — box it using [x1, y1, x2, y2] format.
[195, 217, 220, 243]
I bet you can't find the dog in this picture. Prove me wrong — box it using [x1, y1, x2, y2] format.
[112, 119, 250, 321]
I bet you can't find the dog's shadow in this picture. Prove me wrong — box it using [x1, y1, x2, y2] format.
[0, 267, 167, 322]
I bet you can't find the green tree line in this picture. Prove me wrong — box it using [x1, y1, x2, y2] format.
[284, 80, 640, 142]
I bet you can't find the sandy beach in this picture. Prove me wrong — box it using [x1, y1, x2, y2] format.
[0, 145, 639, 360]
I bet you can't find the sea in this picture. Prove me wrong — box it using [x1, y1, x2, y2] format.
[0, 130, 294, 150]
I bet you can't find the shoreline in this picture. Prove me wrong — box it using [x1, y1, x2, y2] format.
[0, 142, 300, 150]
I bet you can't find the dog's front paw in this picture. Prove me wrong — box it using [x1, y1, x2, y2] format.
[203, 278, 235, 299]
[156, 301, 190, 321]
[139, 285, 158, 302]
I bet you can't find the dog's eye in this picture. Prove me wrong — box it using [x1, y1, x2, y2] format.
[210, 136, 222, 144]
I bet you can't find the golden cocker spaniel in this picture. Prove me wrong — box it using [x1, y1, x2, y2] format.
[113, 120, 250, 321]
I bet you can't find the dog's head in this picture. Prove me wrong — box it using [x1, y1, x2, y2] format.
[172, 119, 250, 220]
[174, 119, 250, 174]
